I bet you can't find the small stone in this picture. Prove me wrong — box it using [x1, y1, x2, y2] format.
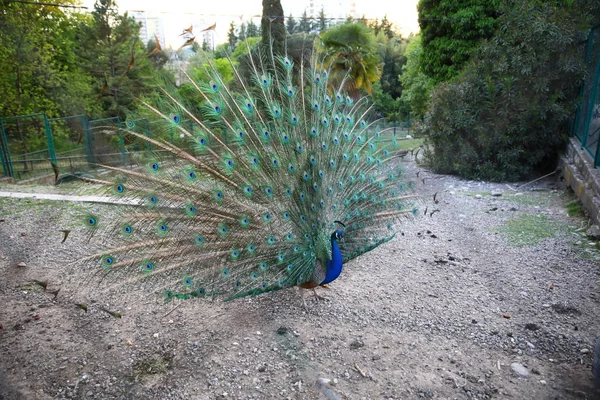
[349, 339, 364, 350]
[258, 365, 266, 372]
[277, 327, 288, 335]
[17, 261, 26, 268]
[474, 195, 482, 199]
[491, 191, 503, 197]
[510, 363, 530, 377]
[580, 348, 590, 354]
[540, 380, 547, 385]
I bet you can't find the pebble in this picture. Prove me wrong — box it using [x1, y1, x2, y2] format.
[510, 363, 530, 377]
[581, 348, 590, 354]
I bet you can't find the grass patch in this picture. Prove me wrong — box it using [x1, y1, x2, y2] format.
[497, 214, 564, 247]
[132, 354, 172, 380]
[506, 193, 551, 206]
[398, 138, 425, 150]
[566, 200, 585, 217]
[458, 191, 493, 198]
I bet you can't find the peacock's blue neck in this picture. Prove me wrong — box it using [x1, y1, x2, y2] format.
[320, 234, 343, 285]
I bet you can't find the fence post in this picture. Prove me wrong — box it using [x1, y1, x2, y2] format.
[0, 120, 14, 178]
[592, 56, 600, 166]
[43, 113, 57, 165]
[83, 115, 94, 165]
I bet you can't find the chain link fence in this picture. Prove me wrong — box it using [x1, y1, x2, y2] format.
[0, 111, 413, 182]
[573, 25, 600, 166]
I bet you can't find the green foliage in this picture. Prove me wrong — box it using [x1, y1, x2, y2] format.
[146, 39, 169, 70]
[214, 43, 231, 59]
[246, 20, 261, 38]
[399, 35, 433, 120]
[238, 22, 247, 41]
[319, 22, 380, 96]
[0, 1, 96, 119]
[368, 15, 395, 39]
[317, 7, 328, 32]
[227, 21, 238, 50]
[188, 55, 235, 84]
[298, 10, 312, 33]
[231, 37, 261, 61]
[417, 0, 500, 83]
[421, 0, 600, 181]
[286, 14, 297, 34]
[75, 0, 158, 119]
[376, 33, 407, 100]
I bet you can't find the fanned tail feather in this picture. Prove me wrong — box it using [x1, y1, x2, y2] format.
[77, 41, 419, 302]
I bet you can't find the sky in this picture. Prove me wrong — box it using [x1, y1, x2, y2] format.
[80, 0, 420, 48]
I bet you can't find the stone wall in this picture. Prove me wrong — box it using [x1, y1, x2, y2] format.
[560, 137, 600, 226]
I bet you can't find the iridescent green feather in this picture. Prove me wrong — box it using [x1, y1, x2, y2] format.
[77, 38, 420, 304]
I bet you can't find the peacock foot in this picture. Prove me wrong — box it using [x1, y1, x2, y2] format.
[312, 288, 329, 301]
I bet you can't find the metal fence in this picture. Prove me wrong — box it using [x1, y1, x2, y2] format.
[0, 112, 412, 182]
[573, 25, 600, 165]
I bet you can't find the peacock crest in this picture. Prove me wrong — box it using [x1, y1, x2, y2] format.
[78, 40, 420, 303]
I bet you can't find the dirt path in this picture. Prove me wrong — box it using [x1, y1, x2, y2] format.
[0, 164, 599, 400]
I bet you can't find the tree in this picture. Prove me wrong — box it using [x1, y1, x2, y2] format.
[261, 0, 286, 55]
[421, 0, 600, 181]
[238, 22, 247, 41]
[377, 33, 407, 100]
[417, 0, 500, 83]
[0, 0, 97, 157]
[76, 0, 156, 118]
[399, 35, 432, 120]
[317, 7, 327, 32]
[227, 21, 238, 50]
[319, 22, 381, 97]
[0, 1, 95, 119]
[286, 14, 297, 34]
[246, 20, 260, 38]
[371, 32, 409, 121]
[214, 43, 231, 58]
[298, 10, 312, 33]
[369, 15, 395, 38]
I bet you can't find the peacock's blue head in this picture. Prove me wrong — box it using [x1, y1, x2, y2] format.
[331, 230, 343, 241]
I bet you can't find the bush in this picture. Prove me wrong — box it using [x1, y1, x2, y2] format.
[421, 0, 600, 181]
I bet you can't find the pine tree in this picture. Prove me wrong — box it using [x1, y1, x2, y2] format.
[227, 21, 238, 50]
[298, 10, 312, 33]
[246, 19, 260, 37]
[286, 14, 297, 34]
[317, 7, 327, 32]
[238, 22, 247, 41]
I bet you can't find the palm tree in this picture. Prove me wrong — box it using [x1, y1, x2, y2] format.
[319, 22, 381, 98]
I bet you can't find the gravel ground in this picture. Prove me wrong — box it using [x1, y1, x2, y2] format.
[1, 160, 599, 400]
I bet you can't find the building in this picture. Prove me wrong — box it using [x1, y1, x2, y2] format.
[131, 11, 166, 48]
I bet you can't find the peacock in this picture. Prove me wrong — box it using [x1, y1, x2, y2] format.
[76, 38, 420, 304]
